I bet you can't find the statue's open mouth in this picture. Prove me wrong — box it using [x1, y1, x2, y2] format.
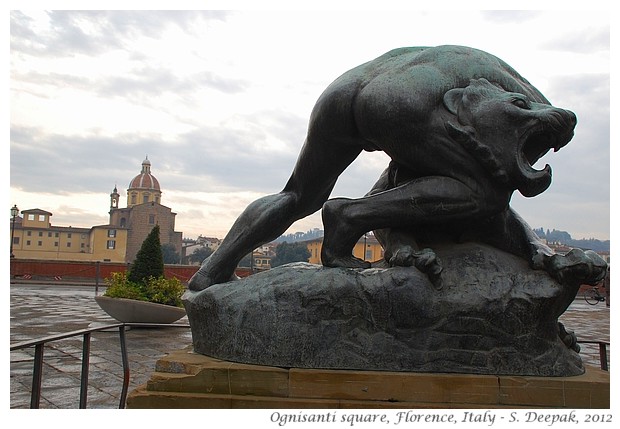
[517, 123, 574, 197]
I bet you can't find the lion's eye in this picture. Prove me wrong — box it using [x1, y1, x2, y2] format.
[512, 98, 530, 109]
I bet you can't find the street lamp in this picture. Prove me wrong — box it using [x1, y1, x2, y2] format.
[10, 204, 19, 258]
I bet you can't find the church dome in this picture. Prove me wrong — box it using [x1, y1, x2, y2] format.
[129, 157, 160, 191]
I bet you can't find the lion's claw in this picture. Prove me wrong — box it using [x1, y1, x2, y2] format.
[389, 246, 443, 289]
[545, 248, 607, 286]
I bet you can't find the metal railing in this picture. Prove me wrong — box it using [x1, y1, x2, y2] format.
[579, 340, 610, 371]
[10, 322, 190, 409]
[10, 326, 610, 409]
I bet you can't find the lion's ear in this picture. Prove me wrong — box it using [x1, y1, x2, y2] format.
[443, 88, 464, 115]
[445, 121, 476, 145]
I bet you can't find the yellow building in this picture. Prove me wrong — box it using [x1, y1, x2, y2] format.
[10, 157, 182, 263]
[10, 208, 128, 262]
[305, 234, 385, 265]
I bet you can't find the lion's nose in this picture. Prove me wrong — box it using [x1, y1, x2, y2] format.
[547, 108, 577, 134]
[564, 109, 577, 129]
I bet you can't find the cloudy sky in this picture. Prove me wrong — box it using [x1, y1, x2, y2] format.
[9, 6, 611, 241]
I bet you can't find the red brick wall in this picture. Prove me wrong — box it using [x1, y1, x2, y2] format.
[10, 258, 252, 284]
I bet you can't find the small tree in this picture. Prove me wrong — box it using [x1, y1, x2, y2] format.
[189, 246, 214, 265]
[128, 225, 164, 284]
[162, 243, 180, 264]
[270, 241, 311, 267]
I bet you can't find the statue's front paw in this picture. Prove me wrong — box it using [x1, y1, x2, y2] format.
[389, 246, 443, 290]
[558, 322, 580, 353]
[388, 245, 416, 267]
[546, 249, 607, 286]
[188, 255, 239, 291]
[188, 257, 216, 292]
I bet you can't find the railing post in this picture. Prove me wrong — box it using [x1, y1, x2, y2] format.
[599, 342, 609, 371]
[95, 261, 100, 295]
[79, 332, 91, 408]
[118, 325, 130, 409]
[31, 344, 44, 409]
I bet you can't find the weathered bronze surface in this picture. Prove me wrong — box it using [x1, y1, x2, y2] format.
[185, 46, 607, 376]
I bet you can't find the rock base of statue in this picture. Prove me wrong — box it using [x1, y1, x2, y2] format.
[183, 242, 583, 377]
[126, 347, 609, 409]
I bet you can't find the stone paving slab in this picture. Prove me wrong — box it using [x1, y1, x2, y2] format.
[9, 283, 610, 409]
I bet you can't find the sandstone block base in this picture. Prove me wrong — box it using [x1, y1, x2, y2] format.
[126, 347, 609, 409]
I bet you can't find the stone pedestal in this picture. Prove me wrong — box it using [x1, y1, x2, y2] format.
[126, 347, 609, 409]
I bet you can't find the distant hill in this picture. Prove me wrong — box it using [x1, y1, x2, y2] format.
[275, 228, 324, 243]
[532, 228, 609, 252]
[276, 227, 610, 253]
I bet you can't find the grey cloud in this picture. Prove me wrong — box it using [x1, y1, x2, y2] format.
[480, 11, 540, 23]
[10, 105, 308, 199]
[13, 70, 91, 93]
[13, 66, 249, 109]
[541, 27, 609, 54]
[192, 71, 250, 94]
[99, 67, 250, 99]
[10, 126, 172, 194]
[11, 10, 231, 58]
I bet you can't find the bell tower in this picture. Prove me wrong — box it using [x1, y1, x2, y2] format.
[110, 185, 120, 209]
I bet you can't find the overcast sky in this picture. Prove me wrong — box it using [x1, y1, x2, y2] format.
[8, 7, 611, 241]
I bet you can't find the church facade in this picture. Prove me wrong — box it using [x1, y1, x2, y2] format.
[11, 157, 183, 263]
[108, 157, 183, 263]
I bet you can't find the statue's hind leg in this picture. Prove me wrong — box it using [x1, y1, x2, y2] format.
[320, 176, 488, 276]
[188, 141, 362, 291]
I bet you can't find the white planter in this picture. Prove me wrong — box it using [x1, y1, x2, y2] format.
[95, 296, 186, 324]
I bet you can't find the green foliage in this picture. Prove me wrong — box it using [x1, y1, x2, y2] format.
[103, 271, 185, 308]
[161, 243, 180, 264]
[128, 225, 164, 284]
[270, 241, 311, 268]
[144, 276, 185, 307]
[189, 246, 214, 264]
[104, 272, 147, 301]
[238, 252, 252, 268]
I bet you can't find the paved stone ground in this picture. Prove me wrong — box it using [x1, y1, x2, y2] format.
[9, 282, 610, 409]
[10, 283, 192, 409]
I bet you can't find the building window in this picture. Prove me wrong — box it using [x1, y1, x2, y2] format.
[13, 237, 19, 245]
[81, 234, 87, 239]
[26, 240, 31, 246]
[120, 218, 126, 227]
[38, 231, 43, 237]
[149, 214, 155, 224]
[38, 241, 42, 246]
[131, 194, 137, 204]
[107, 240, 116, 249]
[67, 233, 72, 238]
[143, 194, 149, 203]
[27, 231, 32, 236]
[81, 243, 85, 248]
[67, 242, 71, 248]
[38, 214, 45, 221]
[48, 232, 52, 237]
[54, 242, 58, 247]
[108, 229, 117, 237]
[55, 232, 59, 238]
[27, 214, 35, 221]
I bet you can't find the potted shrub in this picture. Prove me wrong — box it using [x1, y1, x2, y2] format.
[95, 225, 186, 324]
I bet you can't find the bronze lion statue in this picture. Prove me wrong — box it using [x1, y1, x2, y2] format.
[189, 45, 606, 291]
